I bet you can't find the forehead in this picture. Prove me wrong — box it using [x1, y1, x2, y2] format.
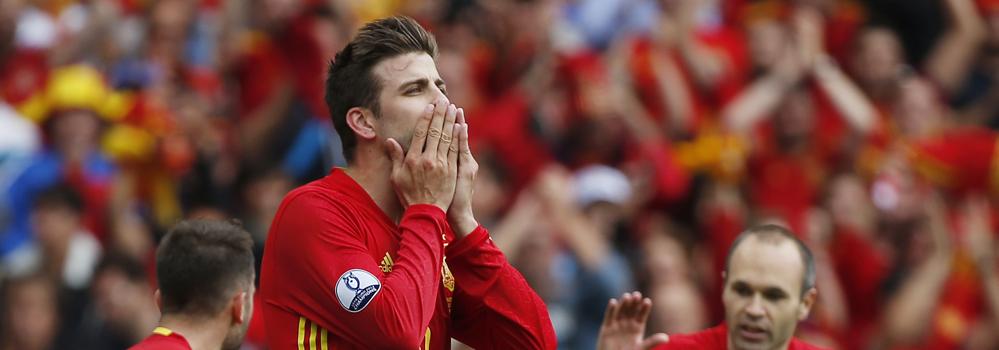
[727, 237, 804, 293]
[371, 52, 440, 87]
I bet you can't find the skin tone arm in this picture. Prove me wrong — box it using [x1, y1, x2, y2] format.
[720, 50, 803, 133]
[597, 291, 670, 350]
[666, 0, 728, 91]
[962, 197, 999, 333]
[924, 0, 988, 95]
[812, 56, 876, 134]
[883, 193, 955, 344]
[533, 166, 610, 270]
[490, 191, 544, 260]
[794, 7, 876, 134]
[605, 40, 680, 142]
[606, 35, 695, 137]
[804, 209, 850, 331]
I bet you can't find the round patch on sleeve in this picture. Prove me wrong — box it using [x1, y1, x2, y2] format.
[335, 269, 382, 313]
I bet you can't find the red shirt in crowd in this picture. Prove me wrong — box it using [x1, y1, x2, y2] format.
[129, 327, 192, 350]
[259, 168, 556, 349]
[654, 324, 827, 350]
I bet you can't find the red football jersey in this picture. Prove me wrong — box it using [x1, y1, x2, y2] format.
[259, 168, 556, 349]
[129, 327, 192, 350]
[655, 324, 828, 350]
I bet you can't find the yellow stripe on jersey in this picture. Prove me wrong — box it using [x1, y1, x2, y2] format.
[321, 328, 329, 350]
[298, 317, 306, 350]
[310, 321, 318, 350]
[424, 327, 431, 350]
[152, 327, 173, 336]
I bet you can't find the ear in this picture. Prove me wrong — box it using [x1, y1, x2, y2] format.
[797, 288, 817, 321]
[154, 289, 162, 312]
[345, 107, 377, 141]
[231, 291, 248, 325]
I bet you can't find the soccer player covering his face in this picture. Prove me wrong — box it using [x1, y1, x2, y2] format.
[258, 16, 556, 349]
[597, 225, 827, 350]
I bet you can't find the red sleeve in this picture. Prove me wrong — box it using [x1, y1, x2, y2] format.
[269, 190, 446, 349]
[445, 226, 557, 349]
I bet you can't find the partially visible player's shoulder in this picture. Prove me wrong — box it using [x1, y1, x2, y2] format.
[276, 176, 353, 217]
[652, 325, 727, 350]
[129, 329, 192, 350]
[789, 338, 831, 350]
[282, 176, 339, 205]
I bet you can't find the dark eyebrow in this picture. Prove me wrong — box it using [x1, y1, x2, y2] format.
[398, 78, 430, 92]
[732, 280, 788, 295]
[763, 287, 788, 297]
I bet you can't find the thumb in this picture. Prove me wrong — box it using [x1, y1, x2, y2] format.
[384, 138, 404, 169]
[641, 333, 669, 350]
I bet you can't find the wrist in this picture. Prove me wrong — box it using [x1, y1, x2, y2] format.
[449, 212, 478, 239]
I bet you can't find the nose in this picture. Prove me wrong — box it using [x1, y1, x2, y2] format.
[744, 295, 765, 319]
[430, 86, 447, 102]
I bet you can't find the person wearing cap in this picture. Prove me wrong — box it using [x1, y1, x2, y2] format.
[530, 164, 637, 350]
[2, 64, 119, 261]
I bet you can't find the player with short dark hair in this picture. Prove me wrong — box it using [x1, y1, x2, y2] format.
[260, 15, 556, 349]
[598, 224, 826, 350]
[130, 219, 255, 350]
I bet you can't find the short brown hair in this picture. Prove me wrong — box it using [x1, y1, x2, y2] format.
[325, 16, 438, 163]
[156, 219, 254, 318]
[723, 224, 816, 297]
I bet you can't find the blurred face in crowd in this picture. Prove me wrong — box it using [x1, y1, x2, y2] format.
[827, 175, 875, 231]
[371, 52, 448, 153]
[893, 76, 943, 138]
[775, 89, 815, 143]
[852, 28, 904, 88]
[584, 201, 625, 238]
[31, 203, 80, 252]
[50, 110, 101, 158]
[244, 171, 292, 241]
[150, 0, 194, 43]
[259, 0, 304, 28]
[643, 228, 689, 285]
[872, 151, 924, 222]
[723, 236, 815, 350]
[747, 19, 788, 70]
[2, 277, 58, 350]
[471, 158, 504, 223]
[93, 267, 153, 335]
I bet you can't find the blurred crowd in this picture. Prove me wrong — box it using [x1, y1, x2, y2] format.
[3, 0, 999, 349]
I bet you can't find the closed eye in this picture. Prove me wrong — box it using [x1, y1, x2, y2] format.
[732, 282, 752, 297]
[436, 80, 447, 97]
[763, 288, 788, 301]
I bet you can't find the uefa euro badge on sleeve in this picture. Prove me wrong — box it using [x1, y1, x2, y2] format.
[335, 269, 382, 313]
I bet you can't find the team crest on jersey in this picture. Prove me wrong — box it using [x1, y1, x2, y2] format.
[335, 269, 381, 313]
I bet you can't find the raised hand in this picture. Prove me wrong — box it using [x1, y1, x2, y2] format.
[384, 97, 459, 212]
[597, 292, 670, 350]
[447, 107, 480, 237]
[962, 196, 995, 269]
